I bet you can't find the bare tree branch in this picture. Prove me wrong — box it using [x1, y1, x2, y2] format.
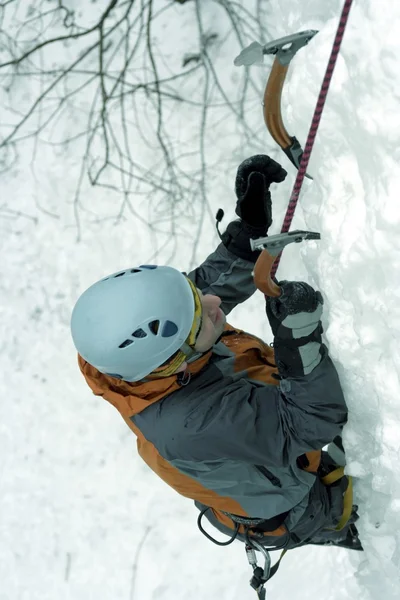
[0, 0, 272, 255]
[0, 0, 118, 68]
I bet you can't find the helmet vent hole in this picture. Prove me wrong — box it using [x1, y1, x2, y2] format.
[148, 320, 160, 335]
[162, 321, 178, 337]
[114, 271, 126, 278]
[130, 269, 141, 273]
[119, 339, 134, 349]
[132, 328, 147, 338]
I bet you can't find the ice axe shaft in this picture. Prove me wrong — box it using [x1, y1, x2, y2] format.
[250, 230, 321, 297]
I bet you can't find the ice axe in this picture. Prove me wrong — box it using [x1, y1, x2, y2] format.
[250, 230, 321, 297]
[234, 30, 318, 178]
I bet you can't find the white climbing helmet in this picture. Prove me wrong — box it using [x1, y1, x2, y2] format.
[70, 265, 196, 381]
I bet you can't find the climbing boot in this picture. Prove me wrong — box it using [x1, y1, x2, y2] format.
[309, 524, 364, 551]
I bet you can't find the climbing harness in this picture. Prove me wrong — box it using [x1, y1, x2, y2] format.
[197, 507, 290, 599]
[245, 541, 288, 600]
[231, 1, 355, 597]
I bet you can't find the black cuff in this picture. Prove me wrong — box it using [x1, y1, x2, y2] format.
[274, 336, 325, 378]
[221, 220, 266, 263]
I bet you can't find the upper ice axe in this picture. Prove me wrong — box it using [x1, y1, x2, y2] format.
[234, 30, 318, 177]
[250, 230, 321, 297]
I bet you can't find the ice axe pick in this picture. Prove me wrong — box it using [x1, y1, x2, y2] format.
[251, 230, 321, 297]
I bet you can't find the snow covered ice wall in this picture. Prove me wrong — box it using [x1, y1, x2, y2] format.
[272, 1, 400, 596]
[0, 1, 400, 599]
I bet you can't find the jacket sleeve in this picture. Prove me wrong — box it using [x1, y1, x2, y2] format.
[187, 242, 258, 315]
[168, 349, 348, 468]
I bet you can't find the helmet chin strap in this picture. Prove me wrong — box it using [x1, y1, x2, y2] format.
[186, 333, 224, 364]
[186, 351, 204, 364]
[214, 332, 224, 345]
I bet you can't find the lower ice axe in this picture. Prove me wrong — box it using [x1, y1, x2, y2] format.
[250, 230, 321, 297]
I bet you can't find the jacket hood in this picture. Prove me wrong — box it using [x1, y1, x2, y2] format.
[78, 340, 215, 419]
[78, 323, 279, 421]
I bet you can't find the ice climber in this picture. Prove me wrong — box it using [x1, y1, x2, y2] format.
[70, 155, 362, 552]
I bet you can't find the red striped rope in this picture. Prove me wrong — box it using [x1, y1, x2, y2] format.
[271, 0, 354, 278]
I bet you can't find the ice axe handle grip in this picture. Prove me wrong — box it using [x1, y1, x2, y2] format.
[253, 249, 282, 298]
[251, 230, 321, 297]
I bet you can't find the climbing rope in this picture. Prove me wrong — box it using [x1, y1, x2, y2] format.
[271, 0, 355, 278]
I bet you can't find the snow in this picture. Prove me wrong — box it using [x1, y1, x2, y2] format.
[1, 0, 400, 599]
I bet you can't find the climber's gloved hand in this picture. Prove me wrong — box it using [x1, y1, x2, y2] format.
[266, 281, 325, 378]
[235, 154, 287, 229]
[267, 281, 324, 331]
[220, 155, 287, 263]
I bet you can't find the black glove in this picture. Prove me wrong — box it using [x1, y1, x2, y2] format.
[220, 220, 265, 262]
[235, 155, 287, 229]
[266, 281, 324, 378]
